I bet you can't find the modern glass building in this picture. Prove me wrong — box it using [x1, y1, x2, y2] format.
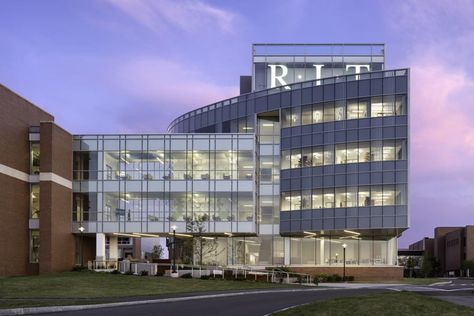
[0, 43, 409, 279]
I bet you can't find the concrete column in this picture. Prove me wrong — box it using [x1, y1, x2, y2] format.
[320, 239, 325, 265]
[109, 235, 118, 260]
[284, 237, 290, 265]
[96, 233, 106, 261]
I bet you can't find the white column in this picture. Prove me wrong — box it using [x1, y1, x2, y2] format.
[284, 237, 290, 265]
[96, 233, 106, 261]
[320, 239, 325, 265]
[109, 235, 118, 260]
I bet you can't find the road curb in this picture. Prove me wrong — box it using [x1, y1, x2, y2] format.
[0, 288, 336, 316]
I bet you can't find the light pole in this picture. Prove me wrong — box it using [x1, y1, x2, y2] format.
[171, 225, 177, 274]
[342, 243, 347, 281]
[78, 225, 85, 267]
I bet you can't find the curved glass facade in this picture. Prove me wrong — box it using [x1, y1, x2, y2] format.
[74, 44, 409, 268]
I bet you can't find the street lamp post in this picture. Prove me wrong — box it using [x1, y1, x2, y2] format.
[342, 243, 347, 281]
[171, 225, 177, 274]
[78, 226, 85, 267]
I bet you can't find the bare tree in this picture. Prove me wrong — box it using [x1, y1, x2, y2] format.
[185, 214, 223, 266]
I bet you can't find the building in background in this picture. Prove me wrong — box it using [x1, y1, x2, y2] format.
[1, 43, 409, 280]
[401, 226, 474, 276]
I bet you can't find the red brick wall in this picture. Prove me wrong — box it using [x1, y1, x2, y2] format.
[0, 84, 53, 276]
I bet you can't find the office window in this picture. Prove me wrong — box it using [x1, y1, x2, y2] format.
[383, 185, 396, 205]
[281, 192, 291, 211]
[313, 103, 323, 123]
[335, 187, 346, 208]
[237, 151, 254, 180]
[323, 145, 334, 165]
[291, 148, 301, 168]
[237, 192, 253, 221]
[301, 190, 312, 209]
[301, 104, 313, 125]
[371, 141, 383, 161]
[358, 99, 369, 118]
[291, 106, 301, 127]
[346, 187, 357, 207]
[383, 140, 396, 161]
[301, 147, 312, 167]
[395, 95, 406, 115]
[358, 142, 370, 162]
[347, 99, 359, 120]
[335, 144, 346, 164]
[346, 143, 358, 163]
[396, 140, 407, 160]
[358, 186, 371, 206]
[323, 188, 334, 208]
[371, 186, 384, 206]
[312, 189, 323, 209]
[290, 192, 301, 211]
[281, 108, 292, 128]
[383, 96, 395, 116]
[323, 102, 335, 122]
[281, 150, 291, 169]
[335, 100, 345, 121]
[312, 146, 323, 166]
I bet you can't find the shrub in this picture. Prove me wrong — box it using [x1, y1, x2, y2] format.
[200, 275, 211, 280]
[180, 273, 193, 279]
[124, 270, 134, 275]
[155, 271, 164, 277]
[139, 270, 149, 276]
[315, 274, 329, 282]
[110, 269, 121, 274]
[346, 276, 355, 281]
[332, 274, 342, 282]
[72, 266, 89, 272]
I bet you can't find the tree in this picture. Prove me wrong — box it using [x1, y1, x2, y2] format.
[185, 214, 223, 266]
[405, 257, 416, 278]
[151, 244, 164, 260]
[462, 260, 474, 277]
[422, 254, 440, 277]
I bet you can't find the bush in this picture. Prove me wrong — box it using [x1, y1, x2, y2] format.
[110, 269, 121, 274]
[139, 270, 149, 276]
[155, 271, 164, 277]
[200, 275, 211, 280]
[180, 273, 193, 279]
[315, 274, 329, 282]
[71, 266, 89, 272]
[345, 276, 355, 281]
[124, 270, 134, 275]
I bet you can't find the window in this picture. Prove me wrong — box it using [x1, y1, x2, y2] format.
[335, 144, 346, 164]
[358, 142, 370, 162]
[30, 142, 40, 175]
[281, 192, 291, 211]
[358, 187, 371, 206]
[323, 145, 334, 165]
[323, 102, 335, 122]
[347, 99, 359, 119]
[395, 95, 406, 115]
[371, 141, 383, 161]
[323, 189, 334, 208]
[312, 146, 323, 166]
[312, 189, 323, 209]
[346, 143, 358, 163]
[30, 230, 40, 263]
[335, 187, 346, 208]
[30, 184, 40, 219]
[281, 150, 291, 169]
[358, 99, 369, 118]
[301, 147, 312, 167]
[291, 148, 301, 168]
[301, 190, 311, 209]
[313, 104, 323, 123]
[281, 108, 292, 128]
[301, 105, 312, 125]
[291, 106, 301, 127]
[335, 100, 345, 121]
[396, 140, 407, 160]
[383, 140, 396, 161]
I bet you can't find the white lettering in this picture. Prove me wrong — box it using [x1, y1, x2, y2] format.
[313, 64, 324, 85]
[268, 64, 289, 89]
[345, 64, 370, 79]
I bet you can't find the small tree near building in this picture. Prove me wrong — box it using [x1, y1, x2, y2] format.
[151, 244, 164, 260]
[462, 260, 474, 277]
[422, 254, 440, 277]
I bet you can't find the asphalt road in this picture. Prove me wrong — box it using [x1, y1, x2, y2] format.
[37, 288, 388, 316]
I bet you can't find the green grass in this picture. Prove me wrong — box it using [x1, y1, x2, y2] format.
[353, 278, 446, 285]
[0, 271, 295, 309]
[273, 292, 474, 316]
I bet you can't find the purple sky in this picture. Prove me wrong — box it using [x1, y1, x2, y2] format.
[1, 0, 473, 247]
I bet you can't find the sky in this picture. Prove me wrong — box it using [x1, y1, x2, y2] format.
[0, 0, 473, 247]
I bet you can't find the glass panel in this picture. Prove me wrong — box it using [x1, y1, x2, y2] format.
[396, 139, 407, 160]
[291, 191, 301, 211]
[335, 100, 345, 121]
[335, 144, 346, 164]
[301, 105, 313, 125]
[371, 186, 384, 206]
[358, 142, 370, 163]
[30, 184, 40, 219]
[383, 140, 396, 161]
[323, 188, 334, 208]
[301, 190, 311, 210]
[313, 103, 323, 123]
[347, 99, 358, 120]
[346, 187, 357, 208]
[358, 186, 371, 206]
[358, 99, 369, 118]
[323, 102, 335, 122]
[291, 148, 302, 168]
[371, 141, 383, 161]
[281, 150, 291, 169]
[281, 108, 292, 128]
[395, 95, 406, 115]
[383, 95, 395, 116]
[312, 146, 323, 166]
[383, 185, 395, 206]
[238, 151, 253, 180]
[371, 96, 383, 117]
[346, 143, 358, 163]
[30, 142, 40, 175]
[291, 106, 301, 127]
[312, 189, 323, 209]
[335, 187, 346, 208]
[323, 145, 334, 165]
[30, 230, 40, 263]
[301, 147, 312, 167]
[281, 192, 291, 211]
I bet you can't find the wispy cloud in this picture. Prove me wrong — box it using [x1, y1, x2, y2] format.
[112, 56, 238, 132]
[104, 0, 237, 33]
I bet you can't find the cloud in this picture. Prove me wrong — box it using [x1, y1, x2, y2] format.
[111, 57, 238, 132]
[104, 0, 237, 34]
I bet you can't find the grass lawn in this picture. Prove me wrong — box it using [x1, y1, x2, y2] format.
[0, 271, 295, 309]
[353, 278, 447, 285]
[273, 292, 474, 316]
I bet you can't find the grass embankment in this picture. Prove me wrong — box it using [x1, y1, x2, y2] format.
[273, 292, 474, 316]
[0, 271, 294, 309]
